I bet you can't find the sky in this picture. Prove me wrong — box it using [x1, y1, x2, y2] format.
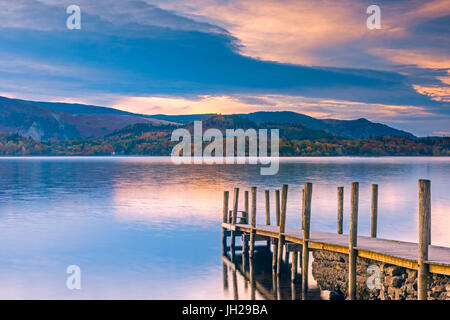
[0, 0, 448, 136]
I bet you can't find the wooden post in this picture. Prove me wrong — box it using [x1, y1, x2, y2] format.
[249, 187, 257, 259]
[265, 190, 271, 247]
[275, 189, 281, 226]
[222, 263, 229, 291]
[277, 184, 288, 275]
[265, 190, 271, 225]
[230, 188, 239, 255]
[222, 191, 229, 255]
[418, 179, 431, 300]
[302, 182, 312, 293]
[348, 182, 359, 300]
[371, 184, 378, 238]
[337, 187, 343, 234]
[291, 251, 298, 282]
[244, 191, 249, 224]
[272, 238, 278, 270]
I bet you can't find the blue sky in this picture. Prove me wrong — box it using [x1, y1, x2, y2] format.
[0, 0, 448, 136]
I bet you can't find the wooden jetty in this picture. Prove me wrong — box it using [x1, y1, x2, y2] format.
[221, 180, 450, 300]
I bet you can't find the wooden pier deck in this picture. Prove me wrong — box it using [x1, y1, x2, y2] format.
[221, 180, 450, 300]
[223, 223, 450, 275]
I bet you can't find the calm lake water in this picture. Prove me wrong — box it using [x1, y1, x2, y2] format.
[0, 157, 448, 299]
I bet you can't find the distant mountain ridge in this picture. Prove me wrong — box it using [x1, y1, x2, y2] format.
[0, 95, 416, 140]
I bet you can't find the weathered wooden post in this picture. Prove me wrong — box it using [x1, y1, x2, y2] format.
[244, 190, 249, 224]
[349, 182, 359, 300]
[337, 186, 344, 234]
[371, 184, 378, 238]
[418, 179, 431, 300]
[249, 187, 257, 259]
[291, 251, 298, 282]
[265, 190, 271, 248]
[302, 182, 312, 293]
[222, 263, 229, 291]
[277, 184, 288, 275]
[272, 189, 281, 269]
[275, 189, 281, 226]
[222, 191, 229, 255]
[230, 188, 239, 255]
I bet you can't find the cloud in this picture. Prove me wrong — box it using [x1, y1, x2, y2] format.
[0, 0, 448, 136]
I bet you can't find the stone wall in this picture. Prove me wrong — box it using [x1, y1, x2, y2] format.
[311, 249, 450, 300]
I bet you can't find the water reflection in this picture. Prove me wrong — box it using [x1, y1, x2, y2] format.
[0, 157, 448, 299]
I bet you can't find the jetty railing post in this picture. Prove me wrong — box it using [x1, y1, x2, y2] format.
[302, 183, 312, 293]
[265, 190, 271, 248]
[272, 189, 281, 269]
[249, 187, 257, 259]
[349, 182, 359, 300]
[371, 184, 378, 238]
[230, 188, 239, 258]
[244, 191, 249, 224]
[277, 184, 288, 276]
[222, 191, 229, 255]
[337, 187, 344, 234]
[418, 179, 431, 300]
[291, 251, 298, 282]
[275, 190, 281, 226]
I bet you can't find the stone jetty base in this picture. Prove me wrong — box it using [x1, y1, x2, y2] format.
[312, 250, 450, 300]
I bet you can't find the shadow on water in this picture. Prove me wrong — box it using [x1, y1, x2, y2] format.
[222, 248, 323, 300]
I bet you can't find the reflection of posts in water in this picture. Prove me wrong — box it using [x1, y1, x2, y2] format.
[277, 184, 288, 275]
[232, 267, 238, 300]
[249, 187, 257, 259]
[291, 279, 296, 300]
[302, 183, 312, 293]
[222, 263, 229, 292]
[272, 238, 278, 270]
[249, 256, 256, 300]
[222, 191, 229, 256]
[272, 269, 278, 300]
[242, 234, 249, 256]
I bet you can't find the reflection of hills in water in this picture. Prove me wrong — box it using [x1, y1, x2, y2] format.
[222, 248, 324, 300]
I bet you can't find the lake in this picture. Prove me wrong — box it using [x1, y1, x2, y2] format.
[0, 157, 448, 299]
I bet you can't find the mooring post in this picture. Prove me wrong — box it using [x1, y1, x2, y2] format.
[265, 190, 271, 248]
[337, 186, 344, 234]
[244, 191, 249, 224]
[272, 189, 281, 269]
[249, 187, 257, 259]
[222, 191, 229, 255]
[277, 184, 288, 276]
[222, 263, 229, 291]
[349, 182, 359, 300]
[302, 182, 312, 293]
[230, 188, 239, 257]
[275, 189, 281, 226]
[371, 184, 378, 238]
[418, 179, 431, 300]
[291, 251, 298, 282]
